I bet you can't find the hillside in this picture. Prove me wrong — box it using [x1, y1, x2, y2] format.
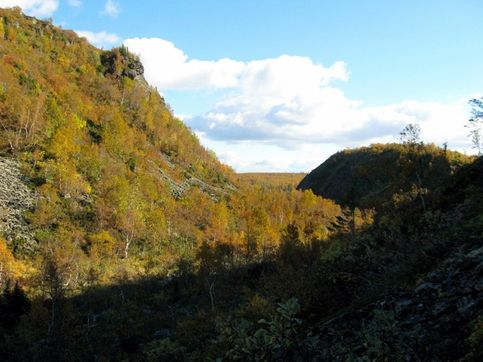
[0, 7, 341, 285]
[316, 154, 483, 360]
[0, 6, 242, 264]
[297, 143, 471, 208]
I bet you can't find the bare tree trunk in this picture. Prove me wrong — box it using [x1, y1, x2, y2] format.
[124, 235, 131, 259]
[0, 262, 4, 287]
[120, 88, 125, 105]
[209, 281, 215, 311]
[28, 95, 44, 142]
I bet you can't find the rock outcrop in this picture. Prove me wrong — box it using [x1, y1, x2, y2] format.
[100, 46, 145, 80]
[319, 246, 483, 361]
[0, 157, 36, 251]
[148, 159, 233, 201]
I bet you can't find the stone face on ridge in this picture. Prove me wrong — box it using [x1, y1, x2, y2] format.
[100, 48, 145, 80]
[0, 157, 37, 251]
[124, 57, 144, 80]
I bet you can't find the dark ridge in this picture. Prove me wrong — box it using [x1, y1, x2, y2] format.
[298, 143, 471, 208]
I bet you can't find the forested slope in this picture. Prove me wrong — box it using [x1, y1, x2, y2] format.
[298, 143, 471, 208]
[0, 7, 340, 281]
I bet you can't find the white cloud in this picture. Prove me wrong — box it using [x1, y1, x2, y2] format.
[75, 30, 120, 48]
[101, 0, 119, 17]
[67, 0, 81, 7]
[124, 38, 246, 90]
[192, 97, 471, 171]
[0, 0, 59, 17]
[124, 38, 347, 92]
[126, 37, 475, 172]
[188, 71, 470, 149]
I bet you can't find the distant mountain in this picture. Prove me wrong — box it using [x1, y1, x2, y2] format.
[237, 172, 306, 188]
[297, 143, 472, 208]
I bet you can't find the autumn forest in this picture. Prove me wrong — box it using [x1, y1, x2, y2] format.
[0, 8, 482, 361]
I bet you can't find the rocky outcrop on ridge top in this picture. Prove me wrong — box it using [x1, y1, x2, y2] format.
[0, 157, 36, 251]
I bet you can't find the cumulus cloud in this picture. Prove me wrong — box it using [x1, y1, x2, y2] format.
[190, 86, 469, 151]
[75, 30, 120, 48]
[124, 38, 246, 90]
[0, 0, 59, 17]
[101, 0, 119, 17]
[124, 38, 347, 92]
[191, 98, 471, 172]
[126, 36, 474, 172]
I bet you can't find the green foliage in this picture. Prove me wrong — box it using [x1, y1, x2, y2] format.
[467, 97, 483, 155]
[216, 298, 318, 361]
[356, 309, 421, 361]
[142, 337, 185, 361]
[466, 316, 483, 359]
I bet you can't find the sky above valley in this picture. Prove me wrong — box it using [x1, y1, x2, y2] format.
[1, 0, 482, 172]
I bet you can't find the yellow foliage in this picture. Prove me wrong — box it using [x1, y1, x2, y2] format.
[88, 230, 117, 258]
[0, 238, 32, 286]
[0, 238, 15, 286]
[6, 26, 16, 41]
[46, 160, 91, 198]
[28, 183, 62, 228]
[47, 117, 83, 160]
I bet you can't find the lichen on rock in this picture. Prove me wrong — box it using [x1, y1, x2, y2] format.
[0, 157, 37, 252]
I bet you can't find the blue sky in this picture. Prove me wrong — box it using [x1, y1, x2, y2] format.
[2, 0, 482, 171]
